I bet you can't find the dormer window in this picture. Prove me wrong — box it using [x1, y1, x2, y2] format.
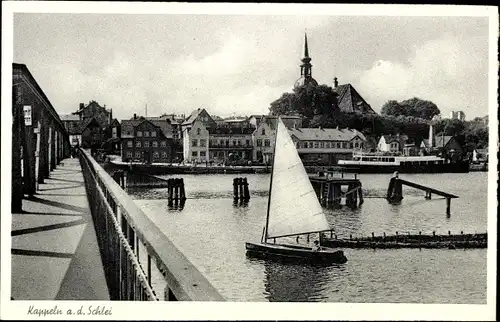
[261, 129, 266, 135]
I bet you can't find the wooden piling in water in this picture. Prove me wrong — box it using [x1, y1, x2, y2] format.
[242, 177, 250, 200]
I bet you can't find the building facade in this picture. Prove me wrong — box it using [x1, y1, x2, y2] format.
[289, 127, 366, 165]
[377, 135, 405, 154]
[183, 119, 209, 162]
[60, 114, 82, 147]
[209, 127, 254, 164]
[450, 111, 466, 121]
[121, 117, 174, 163]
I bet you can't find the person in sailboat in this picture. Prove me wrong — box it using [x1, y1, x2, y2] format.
[312, 240, 321, 252]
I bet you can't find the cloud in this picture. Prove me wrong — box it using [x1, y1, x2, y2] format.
[357, 35, 488, 118]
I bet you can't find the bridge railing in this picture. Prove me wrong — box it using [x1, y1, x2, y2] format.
[78, 148, 224, 301]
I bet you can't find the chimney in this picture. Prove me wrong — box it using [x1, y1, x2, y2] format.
[79, 103, 84, 110]
[333, 77, 338, 88]
[133, 113, 137, 120]
[429, 124, 434, 147]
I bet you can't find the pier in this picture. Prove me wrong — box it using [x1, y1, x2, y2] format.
[10, 63, 224, 301]
[309, 171, 363, 208]
[387, 175, 459, 216]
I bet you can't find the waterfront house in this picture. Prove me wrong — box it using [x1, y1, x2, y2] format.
[251, 116, 277, 164]
[434, 133, 464, 155]
[73, 100, 113, 128]
[102, 118, 121, 155]
[121, 115, 174, 163]
[472, 148, 488, 163]
[377, 134, 407, 154]
[183, 118, 210, 163]
[288, 127, 366, 165]
[209, 126, 254, 164]
[60, 114, 82, 147]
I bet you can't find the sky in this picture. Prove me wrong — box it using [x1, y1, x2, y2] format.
[12, 6, 493, 122]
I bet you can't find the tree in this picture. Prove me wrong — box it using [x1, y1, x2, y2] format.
[269, 83, 340, 127]
[381, 97, 440, 120]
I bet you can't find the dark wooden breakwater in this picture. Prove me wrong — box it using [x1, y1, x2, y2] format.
[320, 231, 487, 249]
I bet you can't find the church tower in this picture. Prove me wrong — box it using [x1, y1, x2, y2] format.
[294, 33, 318, 89]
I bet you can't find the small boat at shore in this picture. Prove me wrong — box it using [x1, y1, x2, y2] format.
[245, 118, 347, 265]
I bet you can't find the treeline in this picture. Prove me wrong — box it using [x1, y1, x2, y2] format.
[269, 84, 489, 151]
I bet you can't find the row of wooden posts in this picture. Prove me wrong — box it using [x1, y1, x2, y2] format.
[233, 177, 250, 201]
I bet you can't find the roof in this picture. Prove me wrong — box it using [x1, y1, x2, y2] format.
[288, 128, 365, 142]
[120, 118, 172, 138]
[434, 135, 453, 148]
[334, 84, 376, 114]
[381, 135, 406, 144]
[475, 148, 488, 154]
[75, 100, 111, 114]
[182, 108, 205, 125]
[60, 114, 80, 121]
[79, 117, 101, 132]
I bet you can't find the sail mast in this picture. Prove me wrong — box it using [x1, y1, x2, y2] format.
[263, 117, 280, 243]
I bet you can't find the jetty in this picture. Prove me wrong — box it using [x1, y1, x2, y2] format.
[320, 232, 487, 249]
[387, 175, 459, 216]
[309, 171, 363, 208]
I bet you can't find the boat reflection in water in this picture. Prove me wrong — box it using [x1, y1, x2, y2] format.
[253, 258, 345, 302]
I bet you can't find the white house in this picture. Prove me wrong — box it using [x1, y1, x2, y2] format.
[251, 117, 277, 164]
[377, 135, 406, 154]
[183, 119, 209, 162]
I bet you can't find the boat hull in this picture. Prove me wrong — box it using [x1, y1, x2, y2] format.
[245, 242, 347, 265]
[337, 161, 470, 174]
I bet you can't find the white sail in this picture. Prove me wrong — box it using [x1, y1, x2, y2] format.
[266, 118, 330, 239]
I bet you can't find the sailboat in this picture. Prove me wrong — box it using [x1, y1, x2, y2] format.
[245, 118, 347, 265]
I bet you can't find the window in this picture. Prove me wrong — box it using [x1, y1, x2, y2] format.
[192, 139, 198, 147]
[360, 143, 364, 149]
[349, 143, 353, 149]
[320, 142, 324, 148]
[200, 139, 206, 147]
[152, 141, 158, 147]
[342, 142, 347, 149]
[200, 151, 206, 157]
[314, 142, 319, 148]
[225, 140, 229, 147]
[151, 131, 156, 137]
[136, 141, 141, 148]
[304, 142, 308, 148]
[126, 151, 132, 157]
[257, 139, 262, 147]
[127, 140, 133, 147]
[192, 151, 198, 157]
[135, 151, 141, 158]
[144, 141, 150, 148]
[355, 142, 359, 148]
[264, 139, 270, 147]
[197, 128, 201, 135]
[246, 139, 250, 146]
[261, 128, 266, 135]
[296, 142, 300, 149]
[232, 140, 236, 146]
[153, 152, 159, 159]
[144, 131, 150, 137]
[161, 152, 168, 158]
[161, 141, 166, 147]
[137, 131, 142, 137]
[237, 140, 241, 146]
[220, 139, 224, 145]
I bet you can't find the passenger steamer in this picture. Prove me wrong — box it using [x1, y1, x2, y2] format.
[337, 152, 469, 173]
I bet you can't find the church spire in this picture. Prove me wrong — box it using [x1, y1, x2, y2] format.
[300, 32, 312, 78]
[304, 32, 309, 58]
